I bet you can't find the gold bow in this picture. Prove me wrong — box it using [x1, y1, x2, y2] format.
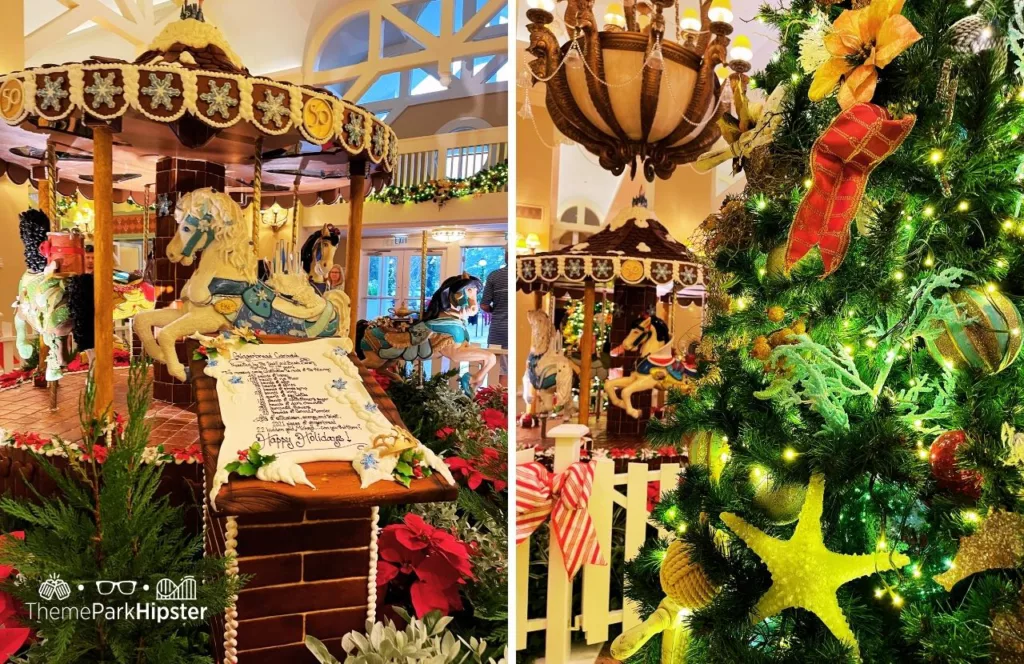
[695, 83, 789, 174]
[372, 429, 418, 457]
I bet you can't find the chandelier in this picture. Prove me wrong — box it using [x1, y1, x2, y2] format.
[431, 226, 467, 243]
[522, 0, 750, 181]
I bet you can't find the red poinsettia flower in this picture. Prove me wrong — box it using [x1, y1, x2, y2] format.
[174, 444, 203, 463]
[82, 445, 108, 464]
[12, 432, 48, 452]
[368, 370, 392, 392]
[377, 514, 473, 618]
[113, 412, 126, 437]
[481, 408, 507, 430]
[435, 427, 455, 440]
[657, 446, 679, 458]
[0, 532, 29, 661]
[445, 448, 506, 493]
[647, 481, 661, 513]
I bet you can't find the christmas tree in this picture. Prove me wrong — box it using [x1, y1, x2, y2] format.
[621, 0, 1024, 661]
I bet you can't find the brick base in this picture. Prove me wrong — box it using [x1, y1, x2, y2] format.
[206, 506, 374, 664]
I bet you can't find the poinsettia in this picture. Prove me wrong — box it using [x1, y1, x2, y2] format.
[474, 385, 507, 411]
[481, 408, 507, 430]
[0, 531, 31, 660]
[11, 432, 49, 452]
[446, 447, 507, 492]
[81, 444, 108, 464]
[173, 443, 203, 464]
[809, 0, 921, 109]
[377, 513, 473, 618]
[369, 369, 392, 392]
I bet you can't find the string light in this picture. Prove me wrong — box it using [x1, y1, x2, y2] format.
[893, 270, 905, 281]
[665, 506, 678, 522]
[876, 538, 888, 551]
[892, 593, 904, 608]
[923, 206, 935, 217]
[1003, 219, 1015, 231]
[911, 564, 923, 579]
[963, 510, 981, 523]
[783, 448, 798, 462]
[758, 267, 767, 277]
[874, 587, 886, 599]
[677, 522, 688, 534]
[865, 338, 878, 348]
[958, 200, 969, 211]
[803, 178, 812, 188]
[986, 282, 998, 293]
[924, 255, 934, 267]
[929, 149, 944, 164]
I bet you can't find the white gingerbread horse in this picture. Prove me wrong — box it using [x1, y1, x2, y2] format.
[136, 188, 351, 381]
[523, 309, 578, 418]
[604, 314, 699, 418]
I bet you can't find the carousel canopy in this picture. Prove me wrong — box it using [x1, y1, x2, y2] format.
[0, 1, 398, 205]
[517, 196, 705, 301]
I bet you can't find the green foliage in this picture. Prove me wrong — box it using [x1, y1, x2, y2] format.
[627, 0, 1024, 661]
[386, 370, 483, 452]
[0, 361, 241, 664]
[369, 160, 508, 206]
[223, 442, 276, 478]
[308, 610, 507, 664]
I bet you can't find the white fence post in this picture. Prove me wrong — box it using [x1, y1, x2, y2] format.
[582, 457, 614, 644]
[622, 463, 649, 630]
[515, 447, 536, 651]
[545, 424, 589, 664]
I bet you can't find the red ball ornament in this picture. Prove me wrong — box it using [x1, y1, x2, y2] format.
[929, 430, 983, 500]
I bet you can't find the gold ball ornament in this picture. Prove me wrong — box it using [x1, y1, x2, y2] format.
[766, 243, 789, 278]
[660, 540, 719, 609]
[766, 305, 786, 323]
[752, 480, 807, 525]
[688, 431, 730, 483]
[926, 287, 1023, 374]
[752, 335, 772, 361]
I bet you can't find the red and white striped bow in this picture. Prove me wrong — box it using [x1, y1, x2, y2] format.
[516, 461, 606, 578]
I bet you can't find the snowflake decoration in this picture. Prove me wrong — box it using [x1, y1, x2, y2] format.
[257, 90, 288, 128]
[593, 261, 613, 279]
[652, 263, 672, 282]
[344, 114, 365, 147]
[228, 376, 243, 385]
[565, 260, 584, 278]
[333, 347, 347, 357]
[36, 76, 68, 112]
[200, 80, 238, 119]
[365, 402, 379, 413]
[521, 262, 536, 279]
[207, 359, 219, 368]
[85, 72, 123, 110]
[332, 378, 348, 391]
[541, 260, 558, 278]
[680, 266, 697, 284]
[359, 453, 379, 470]
[157, 193, 174, 216]
[372, 125, 387, 155]
[141, 73, 181, 111]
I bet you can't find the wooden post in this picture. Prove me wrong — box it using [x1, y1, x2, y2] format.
[92, 126, 114, 416]
[344, 161, 367, 342]
[578, 281, 595, 425]
[35, 156, 53, 392]
[546, 423, 589, 664]
[251, 137, 263, 255]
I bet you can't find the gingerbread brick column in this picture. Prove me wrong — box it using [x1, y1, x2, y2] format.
[607, 285, 660, 437]
[206, 507, 373, 663]
[150, 158, 226, 404]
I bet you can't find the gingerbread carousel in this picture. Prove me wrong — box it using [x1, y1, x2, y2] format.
[0, 3, 459, 662]
[517, 195, 707, 440]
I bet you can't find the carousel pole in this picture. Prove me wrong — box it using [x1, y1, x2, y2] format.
[344, 160, 367, 343]
[578, 280, 596, 425]
[417, 230, 428, 385]
[251, 137, 263, 255]
[38, 143, 57, 403]
[92, 126, 115, 416]
[290, 181, 300, 256]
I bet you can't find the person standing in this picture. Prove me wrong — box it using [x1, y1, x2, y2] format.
[480, 257, 508, 386]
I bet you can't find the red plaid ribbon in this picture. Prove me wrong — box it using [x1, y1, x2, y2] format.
[785, 103, 916, 277]
[516, 461, 606, 578]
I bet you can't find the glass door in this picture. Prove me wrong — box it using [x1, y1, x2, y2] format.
[362, 250, 443, 320]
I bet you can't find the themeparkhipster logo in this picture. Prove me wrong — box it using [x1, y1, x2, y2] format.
[25, 574, 208, 623]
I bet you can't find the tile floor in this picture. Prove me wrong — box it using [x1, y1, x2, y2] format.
[0, 369, 198, 453]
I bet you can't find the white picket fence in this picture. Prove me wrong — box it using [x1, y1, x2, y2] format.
[516, 425, 684, 662]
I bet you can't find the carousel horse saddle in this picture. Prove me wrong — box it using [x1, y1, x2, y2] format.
[210, 278, 328, 321]
[637, 355, 698, 382]
[526, 352, 559, 391]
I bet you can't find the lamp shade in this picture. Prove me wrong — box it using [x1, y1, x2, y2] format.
[708, 0, 733, 24]
[680, 8, 701, 32]
[729, 34, 753, 62]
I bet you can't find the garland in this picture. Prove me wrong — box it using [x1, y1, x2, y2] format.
[369, 160, 508, 208]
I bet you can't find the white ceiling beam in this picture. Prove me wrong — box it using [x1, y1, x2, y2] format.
[137, 0, 154, 23]
[454, 0, 505, 41]
[379, 4, 441, 50]
[26, 5, 92, 59]
[113, 0, 137, 22]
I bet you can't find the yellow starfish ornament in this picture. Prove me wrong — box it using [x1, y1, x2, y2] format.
[720, 474, 910, 658]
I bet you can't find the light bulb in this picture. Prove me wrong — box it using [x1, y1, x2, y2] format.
[604, 3, 626, 29]
[680, 7, 701, 32]
[527, 0, 556, 10]
[708, 0, 733, 24]
[525, 233, 541, 249]
[729, 34, 753, 63]
[930, 148, 944, 164]
[715, 65, 730, 81]
[783, 448, 797, 462]
[646, 38, 664, 71]
[958, 200, 969, 211]
[564, 42, 584, 72]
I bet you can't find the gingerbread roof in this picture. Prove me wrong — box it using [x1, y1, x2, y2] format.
[517, 199, 705, 292]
